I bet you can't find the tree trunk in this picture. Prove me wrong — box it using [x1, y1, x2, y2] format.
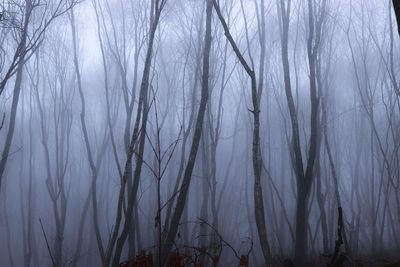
[393, 0, 400, 36]
[0, 7, 28, 190]
[161, 0, 212, 263]
[111, 1, 165, 265]
[212, 0, 272, 263]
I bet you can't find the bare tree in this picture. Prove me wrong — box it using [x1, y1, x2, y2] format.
[34, 38, 74, 266]
[0, 0, 78, 194]
[212, 0, 273, 264]
[109, 0, 168, 265]
[91, 0, 149, 257]
[161, 0, 212, 263]
[277, 0, 327, 264]
[70, 7, 111, 266]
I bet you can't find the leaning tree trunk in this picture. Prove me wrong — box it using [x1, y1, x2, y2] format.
[161, 0, 212, 264]
[212, 0, 272, 264]
[0, 2, 30, 192]
[393, 0, 400, 36]
[111, 1, 166, 266]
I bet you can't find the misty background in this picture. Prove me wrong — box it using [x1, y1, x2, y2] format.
[0, 0, 400, 266]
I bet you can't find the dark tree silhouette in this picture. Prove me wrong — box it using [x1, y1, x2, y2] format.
[394, 0, 400, 35]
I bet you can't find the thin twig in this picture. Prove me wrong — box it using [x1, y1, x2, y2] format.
[39, 218, 56, 267]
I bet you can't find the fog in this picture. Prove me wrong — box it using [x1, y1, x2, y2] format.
[0, 0, 400, 266]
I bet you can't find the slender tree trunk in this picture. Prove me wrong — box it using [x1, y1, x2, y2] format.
[3, 190, 15, 267]
[71, 189, 91, 267]
[212, 0, 272, 263]
[111, 2, 166, 265]
[163, 43, 200, 233]
[199, 126, 210, 264]
[161, 0, 212, 263]
[0, 22, 27, 192]
[315, 153, 328, 253]
[392, 0, 400, 36]
[70, 8, 109, 265]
